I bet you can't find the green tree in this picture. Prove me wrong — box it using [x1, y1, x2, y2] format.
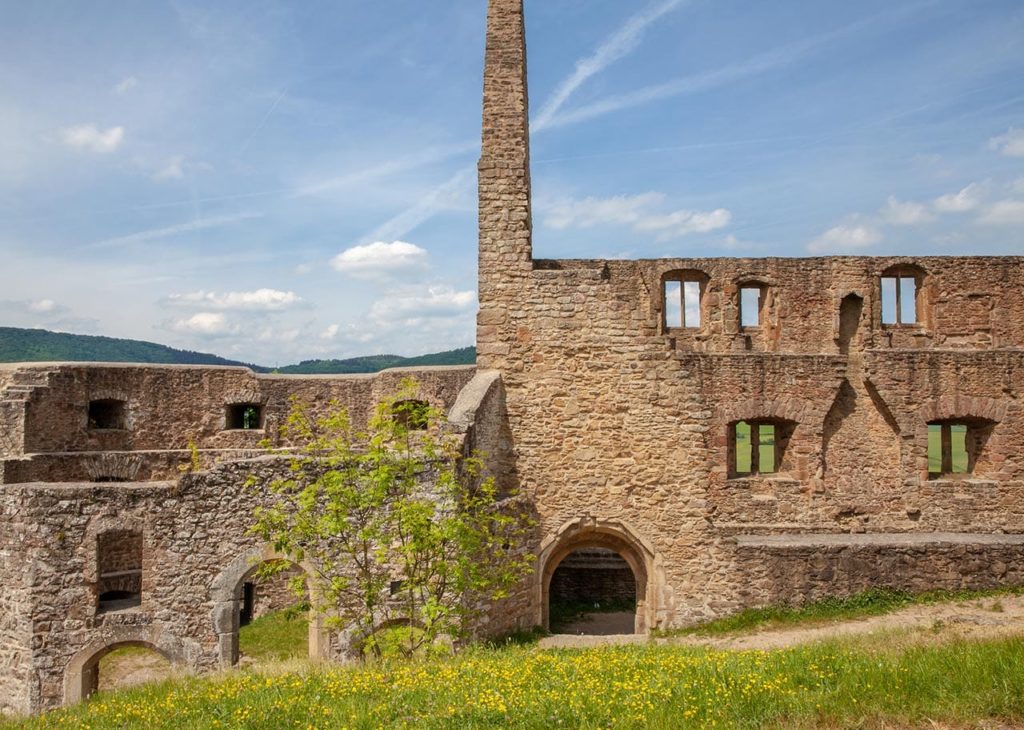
[249, 378, 533, 659]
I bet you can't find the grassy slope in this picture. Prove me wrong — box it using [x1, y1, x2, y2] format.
[657, 585, 1024, 637]
[10, 637, 1024, 729]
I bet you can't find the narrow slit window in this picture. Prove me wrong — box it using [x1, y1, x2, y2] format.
[664, 281, 682, 328]
[740, 287, 761, 328]
[881, 273, 918, 325]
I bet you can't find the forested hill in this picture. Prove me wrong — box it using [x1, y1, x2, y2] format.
[274, 347, 476, 374]
[0, 327, 475, 374]
[0, 327, 264, 369]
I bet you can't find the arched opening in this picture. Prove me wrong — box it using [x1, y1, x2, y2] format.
[67, 640, 175, 704]
[234, 559, 311, 666]
[541, 523, 653, 636]
[548, 548, 638, 634]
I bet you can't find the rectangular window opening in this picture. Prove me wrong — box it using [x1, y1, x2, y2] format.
[927, 423, 943, 474]
[740, 287, 761, 328]
[735, 421, 752, 475]
[226, 404, 263, 430]
[899, 277, 918, 324]
[758, 424, 776, 473]
[683, 281, 702, 328]
[664, 281, 682, 328]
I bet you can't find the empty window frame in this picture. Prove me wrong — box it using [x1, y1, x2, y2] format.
[88, 399, 127, 430]
[97, 530, 143, 613]
[881, 273, 918, 325]
[663, 279, 702, 329]
[740, 286, 763, 328]
[732, 420, 790, 476]
[226, 403, 263, 430]
[927, 422, 971, 477]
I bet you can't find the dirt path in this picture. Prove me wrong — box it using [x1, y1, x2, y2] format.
[541, 594, 1024, 651]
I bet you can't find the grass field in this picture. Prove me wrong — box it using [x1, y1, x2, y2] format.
[655, 585, 1024, 637]
[9, 636, 1024, 729]
[238, 609, 310, 663]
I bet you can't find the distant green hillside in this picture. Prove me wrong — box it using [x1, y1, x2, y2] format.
[275, 347, 476, 374]
[0, 327, 264, 370]
[0, 327, 475, 374]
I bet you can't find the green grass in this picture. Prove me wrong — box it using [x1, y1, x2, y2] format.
[238, 609, 309, 663]
[9, 637, 1024, 729]
[656, 585, 1024, 638]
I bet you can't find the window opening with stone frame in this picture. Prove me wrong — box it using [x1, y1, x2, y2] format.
[88, 399, 127, 430]
[927, 421, 977, 478]
[96, 529, 143, 614]
[880, 269, 920, 325]
[226, 403, 263, 430]
[663, 279, 703, 329]
[731, 420, 794, 477]
[740, 286, 764, 328]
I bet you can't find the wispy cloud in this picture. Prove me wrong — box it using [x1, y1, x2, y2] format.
[60, 124, 125, 153]
[542, 192, 731, 241]
[808, 223, 883, 254]
[164, 289, 303, 311]
[532, 0, 687, 132]
[934, 182, 986, 213]
[113, 76, 139, 94]
[880, 197, 934, 226]
[543, 1, 938, 130]
[358, 167, 474, 244]
[989, 127, 1024, 158]
[88, 212, 264, 249]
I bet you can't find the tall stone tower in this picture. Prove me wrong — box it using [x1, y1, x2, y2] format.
[477, 0, 532, 368]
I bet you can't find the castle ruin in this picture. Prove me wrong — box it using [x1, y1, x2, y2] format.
[2, 0, 1023, 715]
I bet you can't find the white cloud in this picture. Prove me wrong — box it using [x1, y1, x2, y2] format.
[294, 263, 314, 275]
[934, 183, 985, 213]
[165, 312, 236, 336]
[114, 76, 139, 94]
[60, 124, 124, 153]
[320, 324, 340, 340]
[532, 0, 687, 131]
[543, 192, 730, 240]
[880, 196, 934, 226]
[330, 240, 429, 278]
[89, 212, 263, 249]
[369, 286, 475, 325]
[544, 192, 666, 229]
[635, 208, 732, 239]
[808, 224, 883, 254]
[989, 128, 1024, 158]
[154, 156, 185, 181]
[976, 200, 1024, 226]
[164, 289, 303, 312]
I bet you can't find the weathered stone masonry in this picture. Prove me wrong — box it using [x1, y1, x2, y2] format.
[2, 0, 1024, 715]
[476, 0, 1024, 639]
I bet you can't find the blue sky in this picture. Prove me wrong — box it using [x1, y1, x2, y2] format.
[0, 0, 1022, 365]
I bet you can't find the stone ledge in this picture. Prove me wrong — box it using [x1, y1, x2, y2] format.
[736, 532, 1024, 549]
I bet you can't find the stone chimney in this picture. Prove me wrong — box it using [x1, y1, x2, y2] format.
[477, 0, 532, 365]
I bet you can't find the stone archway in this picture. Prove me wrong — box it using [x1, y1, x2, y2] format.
[538, 518, 657, 635]
[209, 546, 326, 666]
[63, 627, 186, 705]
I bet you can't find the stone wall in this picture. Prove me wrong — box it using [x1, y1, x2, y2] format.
[0, 489, 32, 715]
[0, 364, 476, 483]
[475, 0, 1024, 631]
